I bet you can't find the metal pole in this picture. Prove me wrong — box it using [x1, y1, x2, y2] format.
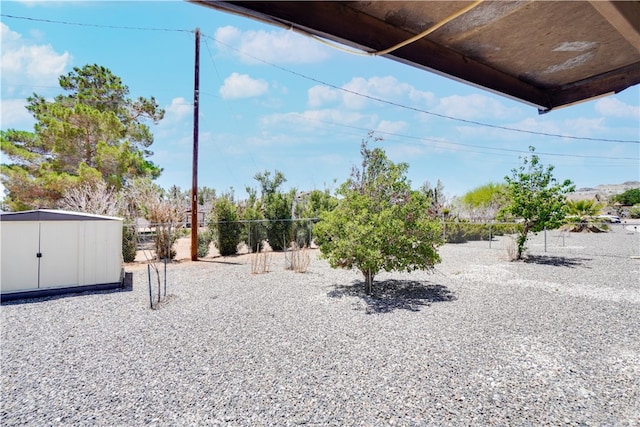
[147, 264, 153, 309]
[191, 27, 201, 261]
[489, 222, 492, 249]
[544, 227, 547, 252]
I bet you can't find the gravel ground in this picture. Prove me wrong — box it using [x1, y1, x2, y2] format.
[2, 227, 639, 426]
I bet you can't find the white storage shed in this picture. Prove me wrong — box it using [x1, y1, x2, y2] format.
[1, 209, 123, 300]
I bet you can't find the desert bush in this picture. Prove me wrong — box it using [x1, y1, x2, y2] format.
[251, 247, 271, 274]
[154, 226, 178, 260]
[285, 242, 311, 273]
[629, 205, 640, 219]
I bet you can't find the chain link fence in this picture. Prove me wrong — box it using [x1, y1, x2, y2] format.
[121, 219, 639, 262]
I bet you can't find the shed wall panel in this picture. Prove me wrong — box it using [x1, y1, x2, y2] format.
[0, 222, 40, 292]
[39, 221, 80, 288]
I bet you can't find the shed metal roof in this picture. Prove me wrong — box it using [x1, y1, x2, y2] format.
[0, 209, 122, 222]
[191, 0, 640, 112]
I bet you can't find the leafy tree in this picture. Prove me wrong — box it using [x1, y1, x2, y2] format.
[293, 189, 338, 247]
[315, 137, 443, 295]
[240, 186, 267, 252]
[1, 64, 164, 211]
[460, 182, 508, 221]
[420, 179, 448, 217]
[254, 170, 294, 251]
[210, 193, 241, 256]
[498, 147, 574, 259]
[610, 188, 640, 206]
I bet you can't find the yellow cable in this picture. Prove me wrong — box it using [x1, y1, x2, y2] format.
[374, 0, 484, 56]
[289, 0, 484, 57]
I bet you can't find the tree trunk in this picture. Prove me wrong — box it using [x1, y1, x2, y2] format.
[363, 269, 374, 295]
[516, 224, 530, 260]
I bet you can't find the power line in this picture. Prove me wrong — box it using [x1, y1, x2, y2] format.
[1, 13, 192, 33]
[205, 33, 640, 145]
[3, 12, 638, 145]
[290, 113, 640, 162]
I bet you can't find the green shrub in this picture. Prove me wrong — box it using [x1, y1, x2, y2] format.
[241, 206, 266, 253]
[122, 225, 137, 263]
[210, 196, 241, 256]
[293, 220, 314, 247]
[264, 192, 293, 251]
[443, 221, 522, 243]
[197, 230, 213, 258]
[443, 222, 488, 243]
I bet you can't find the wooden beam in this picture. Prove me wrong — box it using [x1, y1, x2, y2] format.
[589, 1, 640, 53]
[193, 1, 640, 111]
[545, 62, 640, 111]
[207, 1, 552, 109]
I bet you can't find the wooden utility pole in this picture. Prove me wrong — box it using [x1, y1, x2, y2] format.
[191, 28, 200, 261]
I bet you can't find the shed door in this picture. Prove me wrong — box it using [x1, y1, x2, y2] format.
[39, 221, 80, 288]
[0, 222, 40, 292]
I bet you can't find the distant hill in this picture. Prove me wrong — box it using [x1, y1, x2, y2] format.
[567, 181, 640, 202]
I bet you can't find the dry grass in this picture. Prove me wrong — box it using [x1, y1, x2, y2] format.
[285, 243, 311, 273]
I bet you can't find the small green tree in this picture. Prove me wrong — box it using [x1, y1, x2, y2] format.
[460, 182, 508, 221]
[210, 194, 241, 256]
[610, 188, 640, 206]
[254, 170, 293, 251]
[293, 188, 338, 247]
[240, 187, 266, 252]
[315, 136, 443, 294]
[498, 147, 574, 260]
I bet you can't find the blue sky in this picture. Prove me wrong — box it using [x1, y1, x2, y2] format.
[1, 1, 639, 200]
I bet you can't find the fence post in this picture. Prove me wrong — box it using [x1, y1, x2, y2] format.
[147, 264, 153, 309]
[168, 223, 172, 262]
[489, 222, 492, 249]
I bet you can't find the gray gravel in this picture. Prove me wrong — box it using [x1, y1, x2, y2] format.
[2, 226, 639, 426]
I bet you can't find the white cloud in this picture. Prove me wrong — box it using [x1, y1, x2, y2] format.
[375, 120, 407, 135]
[214, 25, 330, 64]
[165, 97, 191, 121]
[260, 109, 371, 131]
[0, 99, 34, 129]
[1, 23, 71, 95]
[308, 85, 339, 108]
[595, 97, 640, 119]
[434, 93, 520, 120]
[308, 76, 435, 110]
[219, 72, 268, 100]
